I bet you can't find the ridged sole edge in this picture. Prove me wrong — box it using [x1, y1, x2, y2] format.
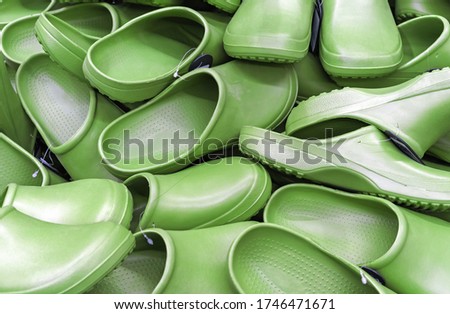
[83, 237, 136, 294]
[230, 53, 297, 64]
[239, 144, 450, 213]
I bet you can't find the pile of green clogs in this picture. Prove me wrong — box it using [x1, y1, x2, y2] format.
[1, 0, 450, 294]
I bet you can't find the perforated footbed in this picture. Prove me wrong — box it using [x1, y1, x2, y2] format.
[2, 17, 44, 64]
[18, 55, 91, 147]
[265, 187, 399, 265]
[90, 250, 166, 294]
[0, 138, 44, 191]
[90, 16, 205, 81]
[231, 226, 377, 294]
[105, 74, 218, 168]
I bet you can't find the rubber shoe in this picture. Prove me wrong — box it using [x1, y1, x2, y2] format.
[265, 184, 450, 294]
[91, 222, 256, 294]
[99, 60, 297, 177]
[0, 206, 134, 294]
[124, 157, 271, 231]
[239, 125, 450, 212]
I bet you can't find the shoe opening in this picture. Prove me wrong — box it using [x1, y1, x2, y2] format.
[266, 186, 399, 266]
[102, 72, 219, 170]
[125, 174, 153, 231]
[57, 5, 116, 38]
[90, 12, 206, 82]
[231, 225, 379, 294]
[399, 16, 445, 66]
[290, 118, 368, 139]
[89, 230, 169, 294]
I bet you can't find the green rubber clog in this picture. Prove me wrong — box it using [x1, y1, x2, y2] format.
[229, 223, 391, 294]
[0, 57, 36, 152]
[205, 0, 240, 13]
[334, 15, 450, 88]
[395, 0, 450, 22]
[320, 0, 402, 78]
[91, 222, 256, 294]
[223, 0, 314, 62]
[0, 206, 134, 294]
[83, 7, 230, 103]
[0, 0, 56, 30]
[1, 179, 132, 227]
[294, 53, 340, 101]
[17, 54, 123, 180]
[264, 184, 450, 293]
[34, 3, 121, 79]
[99, 60, 297, 177]
[124, 157, 271, 231]
[286, 68, 450, 159]
[239, 125, 450, 212]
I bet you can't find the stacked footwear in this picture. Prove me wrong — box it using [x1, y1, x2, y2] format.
[1, 0, 450, 294]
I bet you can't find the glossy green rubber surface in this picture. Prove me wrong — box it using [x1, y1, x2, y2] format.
[264, 184, 450, 293]
[0, 133, 48, 192]
[0, 206, 135, 293]
[229, 224, 383, 294]
[0, 57, 36, 152]
[334, 15, 450, 88]
[84, 7, 230, 103]
[100, 60, 297, 177]
[35, 3, 120, 79]
[395, 0, 450, 22]
[125, 157, 271, 230]
[91, 222, 256, 294]
[0, 0, 55, 30]
[1, 180, 132, 227]
[287, 68, 450, 158]
[265, 185, 399, 266]
[294, 53, 340, 101]
[429, 134, 450, 163]
[17, 53, 122, 180]
[206, 0, 240, 13]
[223, 0, 314, 62]
[239, 125, 450, 211]
[320, 0, 402, 78]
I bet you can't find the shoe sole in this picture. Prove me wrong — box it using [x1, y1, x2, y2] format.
[239, 127, 450, 212]
[65, 230, 135, 294]
[35, 15, 86, 79]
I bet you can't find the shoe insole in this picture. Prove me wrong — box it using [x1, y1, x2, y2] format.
[230, 225, 378, 294]
[265, 185, 399, 265]
[399, 16, 443, 67]
[2, 16, 44, 64]
[17, 54, 91, 147]
[0, 0, 52, 26]
[0, 136, 44, 191]
[90, 250, 166, 294]
[101, 73, 218, 170]
[90, 16, 204, 81]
